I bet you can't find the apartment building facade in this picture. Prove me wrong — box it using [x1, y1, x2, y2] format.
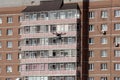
[1, 0, 120, 80]
[77, 0, 120, 80]
[19, 0, 120, 80]
[0, 7, 25, 80]
[19, 0, 80, 80]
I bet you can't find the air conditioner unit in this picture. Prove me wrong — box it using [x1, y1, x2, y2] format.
[115, 43, 119, 47]
[102, 31, 106, 35]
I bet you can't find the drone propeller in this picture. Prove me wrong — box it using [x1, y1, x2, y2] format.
[53, 32, 66, 36]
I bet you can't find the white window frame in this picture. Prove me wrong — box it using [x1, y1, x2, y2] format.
[89, 63, 94, 71]
[115, 50, 120, 57]
[115, 36, 120, 44]
[89, 38, 94, 44]
[6, 53, 12, 60]
[115, 64, 120, 70]
[115, 23, 120, 30]
[0, 67, 1, 73]
[101, 77, 107, 80]
[101, 63, 107, 70]
[60, 12, 66, 19]
[0, 42, 2, 48]
[6, 66, 12, 73]
[7, 17, 13, 23]
[7, 41, 13, 48]
[0, 54, 2, 60]
[101, 10, 108, 18]
[115, 10, 120, 17]
[101, 24, 108, 31]
[0, 29, 2, 36]
[88, 77, 94, 80]
[101, 50, 107, 57]
[89, 50, 94, 57]
[6, 78, 12, 80]
[89, 24, 94, 32]
[114, 77, 120, 80]
[89, 11, 95, 19]
[0, 18, 2, 24]
[7, 29, 13, 36]
[101, 37, 107, 44]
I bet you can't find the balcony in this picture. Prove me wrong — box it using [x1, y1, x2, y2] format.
[21, 9, 80, 26]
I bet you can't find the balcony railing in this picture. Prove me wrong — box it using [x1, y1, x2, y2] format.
[21, 70, 76, 76]
[20, 57, 76, 64]
[21, 43, 76, 51]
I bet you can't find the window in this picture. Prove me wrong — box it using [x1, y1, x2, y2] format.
[115, 37, 120, 44]
[6, 78, 12, 80]
[39, 12, 48, 20]
[7, 17, 13, 23]
[19, 16, 22, 22]
[0, 54, 2, 60]
[30, 13, 37, 20]
[101, 37, 107, 44]
[115, 64, 120, 70]
[101, 77, 107, 80]
[49, 12, 57, 19]
[89, 50, 94, 57]
[89, 38, 94, 44]
[0, 30, 2, 36]
[6, 66, 12, 72]
[89, 24, 94, 32]
[88, 77, 94, 80]
[24, 26, 30, 34]
[89, 63, 94, 71]
[0, 42, 2, 48]
[101, 11, 108, 18]
[115, 10, 120, 17]
[115, 23, 120, 30]
[65, 63, 75, 70]
[7, 29, 13, 35]
[18, 65, 21, 72]
[115, 50, 120, 57]
[0, 18, 2, 24]
[89, 11, 95, 19]
[0, 67, 1, 73]
[7, 41, 13, 48]
[114, 77, 120, 80]
[101, 24, 108, 31]
[18, 53, 22, 59]
[60, 12, 66, 19]
[101, 63, 107, 70]
[101, 50, 107, 57]
[6, 53, 12, 60]
[65, 77, 75, 80]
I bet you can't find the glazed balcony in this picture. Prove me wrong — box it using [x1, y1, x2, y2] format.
[20, 70, 76, 76]
[20, 57, 76, 64]
[21, 9, 80, 26]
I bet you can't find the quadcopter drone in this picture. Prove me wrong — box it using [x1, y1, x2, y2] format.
[52, 32, 66, 40]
